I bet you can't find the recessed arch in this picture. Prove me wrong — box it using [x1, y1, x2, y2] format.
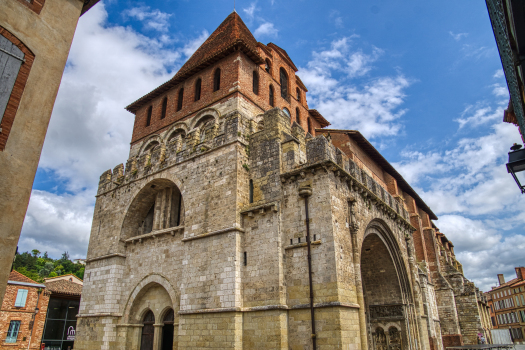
[279, 67, 288, 99]
[139, 135, 163, 155]
[120, 178, 184, 240]
[164, 122, 189, 143]
[190, 108, 221, 130]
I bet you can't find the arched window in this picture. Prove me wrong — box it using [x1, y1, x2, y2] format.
[280, 68, 288, 99]
[213, 68, 221, 92]
[141, 310, 155, 350]
[269, 85, 274, 107]
[296, 87, 301, 102]
[194, 78, 201, 101]
[295, 108, 300, 123]
[265, 59, 271, 74]
[253, 71, 259, 95]
[177, 88, 184, 111]
[283, 108, 291, 118]
[161, 97, 167, 119]
[146, 106, 152, 126]
[307, 117, 312, 134]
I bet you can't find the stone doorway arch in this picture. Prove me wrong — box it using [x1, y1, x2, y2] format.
[361, 220, 416, 350]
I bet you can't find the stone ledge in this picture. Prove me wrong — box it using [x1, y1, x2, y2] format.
[178, 302, 360, 315]
[125, 225, 184, 244]
[240, 201, 279, 216]
[284, 240, 321, 250]
[77, 313, 123, 318]
[85, 253, 126, 264]
[182, 225, 244, 242]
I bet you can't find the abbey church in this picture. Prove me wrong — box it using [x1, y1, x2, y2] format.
[75, 12, 491, 350]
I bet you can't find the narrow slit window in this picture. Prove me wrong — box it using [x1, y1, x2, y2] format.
[195, 78, 201, 101]
[243, 252, 247, 266]
[296, 87, 301, 101]
[295, 108, 300, 124]
[177, 88, 184, 111]
[161, 97, 167, 119]
[146, 106, 152, 126]
[307, 117, 312, 134]
[265, 59, 271, 73]
[269, 85, 274, 107]
[253, 71, 259, 95]
[213, 68, 221, 92]
[249, 179, 254, 203]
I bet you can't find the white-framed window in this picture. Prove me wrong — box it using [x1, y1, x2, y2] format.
[5, 320, 21, 343]
[14, 289, 28, 307]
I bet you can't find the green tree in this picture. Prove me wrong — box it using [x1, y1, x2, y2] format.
[43, 252, 49, 259]
[31, 249, 40, 257]
[15, 267, 42, 282]
[39, 262, 54, 278]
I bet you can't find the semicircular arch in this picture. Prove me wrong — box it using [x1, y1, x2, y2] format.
[164, 122, 189, 143]
[139, 134, 163, 155]
[189, 108, 221, 130]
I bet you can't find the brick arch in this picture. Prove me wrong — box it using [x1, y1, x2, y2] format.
[121, 274, 178, 324]
[0, 26, 35, 151]
[189, 108, 220, 130]
[138, 134, 163, 155]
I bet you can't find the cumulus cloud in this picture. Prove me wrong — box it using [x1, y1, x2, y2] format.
[299, 37, 408, 138]
[254, 22, 278, 37]
[493, 69, 504, 79]
[123, 6, 173, 32]
[455, 104, 503, 129]
[243, 2, 257, 19]
[20, 3, 206, 258]
[20, 190, 94, 259]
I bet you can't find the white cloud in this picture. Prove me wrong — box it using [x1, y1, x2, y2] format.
[182, 30, 209, 58]
[243, 2, 257, 19]
[299, 37, 408, 138]
[449, 31, 468, 41]
[254, 22, 278, 37]
[20, 3, 208, 258]
[455, 104, 502, 129]
[329, 10, 343, 28]
[20, 190, 94, 259]
[123, 6, 172, 32]
[493, 69, 504, 79]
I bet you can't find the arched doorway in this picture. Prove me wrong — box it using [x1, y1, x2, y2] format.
[141, 310, 155, 350]
[121, 179, 184, 239]
[361, 223, 414, 350]
[161, 309, 174, 350]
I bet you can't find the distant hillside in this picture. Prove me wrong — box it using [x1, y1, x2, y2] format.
[12, 250, 84, 283]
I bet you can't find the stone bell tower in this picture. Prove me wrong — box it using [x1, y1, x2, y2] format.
[75, 11, 484, 350]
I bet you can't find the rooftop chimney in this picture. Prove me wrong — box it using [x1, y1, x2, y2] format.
[498, 274, 505, 286]
[516, 267, 525, 281]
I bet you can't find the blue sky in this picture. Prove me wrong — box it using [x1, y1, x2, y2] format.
[20, 0, 525, 291]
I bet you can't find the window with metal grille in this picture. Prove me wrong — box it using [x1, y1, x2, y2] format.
[14, 289, 28, 307]
[6, 320, 21, 343]
[279, 68, 288, 99]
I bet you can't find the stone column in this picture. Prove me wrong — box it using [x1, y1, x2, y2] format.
[153, 324, 163, 350]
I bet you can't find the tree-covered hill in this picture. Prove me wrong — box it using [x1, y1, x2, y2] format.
[12, 250, 84, 283]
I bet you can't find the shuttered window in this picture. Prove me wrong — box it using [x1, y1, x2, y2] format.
[6, 320, 21, 343]
[14, 289, 28, 307]
[0, 33, 25, 126]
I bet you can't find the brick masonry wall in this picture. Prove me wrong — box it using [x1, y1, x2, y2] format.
[0, 284, 49, 349]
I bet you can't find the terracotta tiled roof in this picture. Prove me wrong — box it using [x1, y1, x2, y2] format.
[45, 279, 82, 296]
[126, 11, 264, 113]
[309, 109, 330, 128]
[9, 270, 39, 284]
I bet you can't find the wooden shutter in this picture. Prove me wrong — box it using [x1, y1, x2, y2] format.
[0, 34, 25, 125]
[14, 289, 28, 307]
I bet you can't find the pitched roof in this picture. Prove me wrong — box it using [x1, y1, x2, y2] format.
[309, 109, 330, 128]
[9, 270, 39, 284]
[267, 43, 298, 72]
[318, 129, 438, 220]
[126, 11, 264, 113]
[45, 279, 83, 296]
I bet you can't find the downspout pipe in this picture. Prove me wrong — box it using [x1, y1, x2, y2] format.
[299, 186, 316, 349]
